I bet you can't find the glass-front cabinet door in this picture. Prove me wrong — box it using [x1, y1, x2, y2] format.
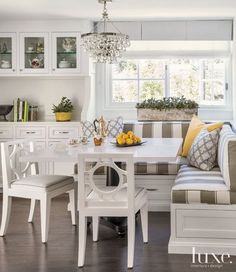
[52, 32, 80, 73]
[0, 33, 17, 74]
[20, 32, 49, 74]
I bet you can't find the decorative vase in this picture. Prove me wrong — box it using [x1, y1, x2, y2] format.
[137, 108, 198, 121]
[55, 112, 72, 122]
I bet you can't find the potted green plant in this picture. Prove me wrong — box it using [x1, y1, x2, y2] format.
[136, 96, 198, 121]
[52, 97, 74, 122]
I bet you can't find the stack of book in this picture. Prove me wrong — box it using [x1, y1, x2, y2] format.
[13, 98, 30, 122]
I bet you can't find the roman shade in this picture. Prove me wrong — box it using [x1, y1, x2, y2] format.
[96, 20, 233, 41]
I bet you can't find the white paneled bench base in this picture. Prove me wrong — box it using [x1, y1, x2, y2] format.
[168, 204, 236, 255]
[169, 125, 236, 255]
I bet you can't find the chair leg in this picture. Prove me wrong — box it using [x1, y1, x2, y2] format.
[28, 199, 36, 223]
[92, 216, 99, 242]
[40, 195, 51, 243]
[68, 189, 77, 226]
[0, 195, 12, 236]
[140, 203, 148, 243]
[127, 214, 135, 269]
[78, 214, 87, 267]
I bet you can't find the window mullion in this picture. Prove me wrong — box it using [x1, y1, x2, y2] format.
[137, 61, 140, 102]
[199, 60, 204, 102]
[165, 62, 170, 97]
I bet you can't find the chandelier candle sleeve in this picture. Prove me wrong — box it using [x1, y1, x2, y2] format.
[81, 0, 130, 63]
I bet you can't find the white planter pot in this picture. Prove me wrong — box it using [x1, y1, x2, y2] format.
[137, 108, 198, 121]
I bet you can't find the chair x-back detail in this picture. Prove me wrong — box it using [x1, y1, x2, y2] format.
[77, 152, 148, 269]
[0, 139, 77, 243]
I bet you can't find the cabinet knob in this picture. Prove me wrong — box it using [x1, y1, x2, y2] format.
[12, 69, 16, 72]
[20, 69, 23, 72]
[52, 68, 56, 71]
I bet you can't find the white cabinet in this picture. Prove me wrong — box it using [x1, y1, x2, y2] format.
[52, 32, 80, 74]
[15, 126, 46, 139]
[19, 32, 49, 74]
[49, 126, 79, 139]
[0, 33, 17, 74]
[0, 31, 85, 76]
[0, 126, 14, 139]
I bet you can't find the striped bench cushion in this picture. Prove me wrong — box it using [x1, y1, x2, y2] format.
[218, 125, 236, 191]
[74, 156, 188, 176]
[123, 121, 190, 140]
[134, 156, 188, 175]
[171, 165, 236, 204]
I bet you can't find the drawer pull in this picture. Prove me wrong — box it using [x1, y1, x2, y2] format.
[146, 189, 159, 192]
[0, 131, 3, 134]
[57, 131, 69, 134]
[26, 131, 36, 134]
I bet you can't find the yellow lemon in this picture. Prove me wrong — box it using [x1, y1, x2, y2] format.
[127, 131, 134, 136]
[136, 137, 141, 143]
[133, 137, 138, 144]
[126, 138, 134, 145]
[117, 137, 126, 145]
[123, 134, 128, 139]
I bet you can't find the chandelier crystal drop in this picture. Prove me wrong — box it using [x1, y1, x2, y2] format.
[81, 0, 130, 64]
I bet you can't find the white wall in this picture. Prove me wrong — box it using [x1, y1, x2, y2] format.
[0, 77, 89, 121]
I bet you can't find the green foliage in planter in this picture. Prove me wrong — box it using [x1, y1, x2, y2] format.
[52, 97, 74, 113]
[136, 96, 198, 111]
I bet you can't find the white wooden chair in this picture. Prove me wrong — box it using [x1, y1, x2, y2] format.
[0, 139, 77, 243]
[77, 152, 148, 269]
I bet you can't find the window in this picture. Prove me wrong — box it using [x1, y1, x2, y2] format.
[111, 58, 227, 105]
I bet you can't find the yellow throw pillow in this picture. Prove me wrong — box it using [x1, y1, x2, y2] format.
[182, 115, 223, 157]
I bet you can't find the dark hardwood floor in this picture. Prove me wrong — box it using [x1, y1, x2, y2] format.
[0, 194, 236, 272]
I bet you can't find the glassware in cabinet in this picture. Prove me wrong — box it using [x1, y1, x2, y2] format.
[0, 33, 16, 74]
[52, 32, 80, 73]
[20, 32, 49, 73]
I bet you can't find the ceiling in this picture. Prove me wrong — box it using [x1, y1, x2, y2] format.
[0, 0, 236, 20]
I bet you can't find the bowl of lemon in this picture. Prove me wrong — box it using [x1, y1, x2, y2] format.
[115, 131, 145, 147]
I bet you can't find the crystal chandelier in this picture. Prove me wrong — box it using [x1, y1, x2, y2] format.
[81, 0, 130, 64]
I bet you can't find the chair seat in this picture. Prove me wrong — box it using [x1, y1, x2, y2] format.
[86, 187, 146, 207]
[171, 165, 236, 204]
[11, 175, 74, 192]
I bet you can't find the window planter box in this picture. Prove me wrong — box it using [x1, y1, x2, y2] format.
[137, 108, 198, 121]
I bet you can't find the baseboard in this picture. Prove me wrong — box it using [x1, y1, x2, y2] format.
[168, 238, 236, 255]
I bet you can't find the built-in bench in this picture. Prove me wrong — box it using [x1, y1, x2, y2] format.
[168, 124, 236, 255]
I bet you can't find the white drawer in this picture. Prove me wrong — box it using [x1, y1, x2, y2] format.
[16, 126, 46, 139]
[49, 126, 79, 139]
[0, 126, 13, 139]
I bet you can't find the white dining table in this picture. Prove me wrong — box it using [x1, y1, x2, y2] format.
[20, 137, 183, 235]
[20, 138, 183, 164]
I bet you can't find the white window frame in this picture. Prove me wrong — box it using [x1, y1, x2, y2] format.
[104, 54, 232, 112]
